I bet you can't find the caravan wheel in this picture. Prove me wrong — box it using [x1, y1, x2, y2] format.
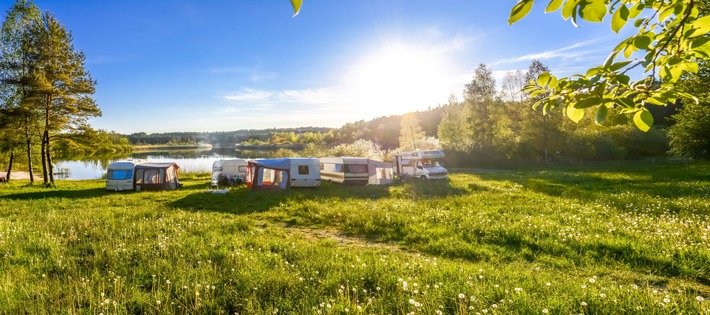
[420, 175, 427, 180]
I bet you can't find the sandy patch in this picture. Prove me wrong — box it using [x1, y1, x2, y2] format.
[1, 171, 41, 181]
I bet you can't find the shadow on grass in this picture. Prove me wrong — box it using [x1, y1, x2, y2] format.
[475, 164, 710, 214]
[0, 188, 109, 200]
[169, 179, 468, 215]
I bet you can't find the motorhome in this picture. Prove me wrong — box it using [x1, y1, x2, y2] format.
[106, 160, 143, 191]
[288, 158, 321, 187]
[392, 150, 448, 180]
[319, 157, 369, 185]
[211, 159, 249, 188]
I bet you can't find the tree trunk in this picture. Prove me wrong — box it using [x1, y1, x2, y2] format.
[45, 130, 55, 185]
[41, 134, 48, 185]
[42, 95, 52, 186]
[5, 145, 14, 182]
[25, 124, 34, 185]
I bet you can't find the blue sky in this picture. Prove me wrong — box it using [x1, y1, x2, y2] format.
[11, 1, 630, 134]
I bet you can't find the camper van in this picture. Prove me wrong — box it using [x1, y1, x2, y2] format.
[106, 160, 143, 191]
[319, 157, 369, 185]
[288, 158, 321, 187]
[392, 150, 448, 180]
[211, 159, 248, 188]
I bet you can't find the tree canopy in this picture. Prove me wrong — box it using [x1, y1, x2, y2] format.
[512, 0, 709, 131]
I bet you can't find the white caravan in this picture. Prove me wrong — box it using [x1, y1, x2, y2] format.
[319, 157, 370, 185]
[392, 150, 448, 180]
[211, 159, 249, 188]
[106, 160, 143, 191]
[288, 158, 321, 187]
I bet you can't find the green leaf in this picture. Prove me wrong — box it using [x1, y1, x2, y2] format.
[658, 4, 680, 23]
[290, 0, 302, 17]
[509, 0, 534, 25]
[579, 0, 606, 23]
[537, 72, 552, 87]
[609, 60, 633, 71]
[574, 96, 602, 109]
[614, 97, 635, 108]
[628, 2, 644, 19]
[612, 4, 629, 33]
[677, 92, 699, 104]
[613, 74, 630, 85]
[562, 0, 578, 20]
[633, 109, 653, 132]
[602, 51, 617, 69]
[546, 0, 564, 13]
[689, 16, 710, 37]
[566, 104, 585, 123]
[690, 36, 710, 57]
[623, 42, 638, 58]
[595, 105, 608, 125]
[633, 35, 652, 50]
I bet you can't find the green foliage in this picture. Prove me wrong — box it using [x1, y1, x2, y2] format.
[1, 166, 709, 313]
[669, 60, 710, 159]
[512, 0, 708, 131]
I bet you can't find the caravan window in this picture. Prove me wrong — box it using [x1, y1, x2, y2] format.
[344, 164, 367, 173]
[108, 170, 133, 180]
[238, 166, 248, 173]
[298, 165, 309, 175]
[334, 164, 343, 172]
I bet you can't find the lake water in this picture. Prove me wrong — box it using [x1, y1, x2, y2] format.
[54, 148, 278, 180]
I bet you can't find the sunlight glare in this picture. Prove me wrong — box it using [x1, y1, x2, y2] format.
[341, 43, 457, 117]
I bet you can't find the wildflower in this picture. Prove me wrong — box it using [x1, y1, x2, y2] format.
[599, 293, 607, 298]
[696, 296, 705, 302]
[546, 282, 551, 286]
[459, 293, 466, 299]
[436, 311, 443, 315]
[581, 301, 587, 307]
[482, 309, 488, 313]
[542, 309, 549, 313]
[156, 300, 161, 305]
[514, 287, 523, 292]
[588, 278, 596, 284]
[492, 304, 498, 309]
[344, 308, 349, 313]
[663, 297, 671, 303]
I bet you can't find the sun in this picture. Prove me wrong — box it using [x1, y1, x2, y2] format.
[340, 42, 458, 117]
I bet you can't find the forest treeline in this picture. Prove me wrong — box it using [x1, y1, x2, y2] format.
[124, 59, 698, 167]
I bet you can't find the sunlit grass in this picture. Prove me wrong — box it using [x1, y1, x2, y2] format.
[0, 164, 708, 313]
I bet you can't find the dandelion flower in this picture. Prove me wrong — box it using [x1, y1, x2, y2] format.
[599, 293, 607, 298]
[663, 297, 671, 303]
[492, 304, 498, 309]
[459, 293, 466, 299]
[542, 309, 549, 313]
[696, 296, 704, 302]
[581, 301, 587, 307]
[588, 278, 596, 284]
[546, 282, 551, 286]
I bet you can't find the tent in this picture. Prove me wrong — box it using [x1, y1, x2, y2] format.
[133, 162, 181, 191]
[368, 160, 394, 185]
[245, 159, 290, 190]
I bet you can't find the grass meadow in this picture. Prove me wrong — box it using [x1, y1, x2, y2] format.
[0, 163, 708, 314]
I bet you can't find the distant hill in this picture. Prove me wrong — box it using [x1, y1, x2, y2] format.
[124, 106, 448, 150]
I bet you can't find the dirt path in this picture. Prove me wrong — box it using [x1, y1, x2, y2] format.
[1, 171, 41, 181]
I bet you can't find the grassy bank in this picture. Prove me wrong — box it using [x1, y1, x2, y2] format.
[0, 164, 708, 314]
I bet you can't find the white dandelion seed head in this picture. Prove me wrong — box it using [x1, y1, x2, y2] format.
[459, 293, 466, 299]
[696, 296, 705, 302]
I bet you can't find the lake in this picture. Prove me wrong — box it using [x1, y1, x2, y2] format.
[54, 148, 280, 180]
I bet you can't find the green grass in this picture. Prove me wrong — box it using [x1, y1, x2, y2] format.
[0, 164, 709, 314]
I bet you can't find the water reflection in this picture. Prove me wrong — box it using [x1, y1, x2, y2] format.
[55, 148, 282, 180]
